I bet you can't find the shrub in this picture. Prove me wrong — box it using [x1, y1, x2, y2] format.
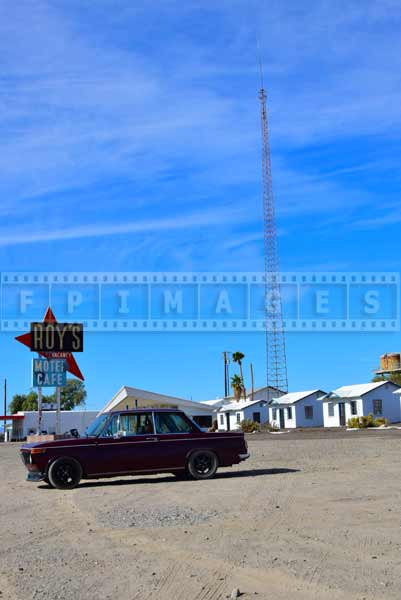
[239, 419, 260, 433]
[374, 416, 389, 426]
[260, 421, 279, 432]
[347, 413, 389, 428]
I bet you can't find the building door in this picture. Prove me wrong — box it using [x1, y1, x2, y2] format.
[279, 409, 285, 429]
[338, 403, 346, 426]
[226, 412, 230, 431]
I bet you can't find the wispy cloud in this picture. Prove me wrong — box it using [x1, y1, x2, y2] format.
[0, 205, 250, 247]
[0, 0, 400, 271]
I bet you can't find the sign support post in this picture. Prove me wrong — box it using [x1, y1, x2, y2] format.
[37, 386, 42, 434]
[56, 386, 61, 435]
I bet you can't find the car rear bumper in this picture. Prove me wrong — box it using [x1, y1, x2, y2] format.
[239, 453, 250, 461]
[26, 472, 46, 482]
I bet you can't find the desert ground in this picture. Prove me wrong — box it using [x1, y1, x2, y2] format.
[1, 430, 401, 599]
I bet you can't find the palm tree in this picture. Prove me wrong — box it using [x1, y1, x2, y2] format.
[231, 374, 243, 402]
[232, 351, 246, 400]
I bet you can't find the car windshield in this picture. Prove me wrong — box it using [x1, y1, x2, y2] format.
[85, 414, 109, 437]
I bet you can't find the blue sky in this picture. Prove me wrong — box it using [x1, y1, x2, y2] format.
[1, 0, 401, 412]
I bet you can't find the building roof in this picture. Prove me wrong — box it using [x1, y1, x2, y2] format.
[245, 384, 286, 396]
[270, 390, 325, 406]
[101, 386, 216, 415]
[201, 386, 286, 407]
[320, 381, 399, 400]
[218, 399, 267, 412]
[200, 398, 227, 407]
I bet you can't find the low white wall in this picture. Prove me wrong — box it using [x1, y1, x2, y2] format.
[20, 411, 99, 437]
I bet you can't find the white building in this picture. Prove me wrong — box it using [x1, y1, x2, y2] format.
[217, 398, 269, 431]
[320, 381, 401, 427]
[269, 390, 326, 429]
[11, 410, 99, 440]
[215, 385, 286, 431]
[101, 386, 217, 429]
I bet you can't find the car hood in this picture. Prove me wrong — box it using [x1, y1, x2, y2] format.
[21, 437, 97, 450]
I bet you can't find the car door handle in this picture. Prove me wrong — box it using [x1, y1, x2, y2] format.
[145, 437, 158, 441]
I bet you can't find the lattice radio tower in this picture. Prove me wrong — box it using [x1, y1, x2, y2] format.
[259, 74, 288, 393]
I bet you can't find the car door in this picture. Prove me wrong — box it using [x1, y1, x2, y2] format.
[153, 411, 198, 470]
[95, 412, 158, 475]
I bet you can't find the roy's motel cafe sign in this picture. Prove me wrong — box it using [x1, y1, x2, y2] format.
[16, 307, 84, 383]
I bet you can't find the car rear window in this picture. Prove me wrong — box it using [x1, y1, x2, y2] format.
[155, 412, 193, 434]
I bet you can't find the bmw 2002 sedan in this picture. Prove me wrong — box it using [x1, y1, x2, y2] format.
[20, 409, 250, 489]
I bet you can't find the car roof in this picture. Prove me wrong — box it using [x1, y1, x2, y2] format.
[109, 408, 185, 415]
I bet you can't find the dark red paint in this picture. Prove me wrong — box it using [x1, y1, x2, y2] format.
[20, 409, 249, 482]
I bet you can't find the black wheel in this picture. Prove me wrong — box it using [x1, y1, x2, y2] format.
[47, 457, 82, 490]
[187, 450, 218, 480]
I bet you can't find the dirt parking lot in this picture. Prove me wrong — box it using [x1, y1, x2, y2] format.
[1, 431, 401, 600]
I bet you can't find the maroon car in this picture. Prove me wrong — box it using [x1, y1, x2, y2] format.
[20, 408, 250, 489]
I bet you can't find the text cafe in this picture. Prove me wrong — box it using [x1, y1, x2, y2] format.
[32, 359, 67, 387]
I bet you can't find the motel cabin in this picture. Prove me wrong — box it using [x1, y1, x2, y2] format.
[320, 381, 401, 427]
[216, 386, 285, 431]
[269, 390, 326, 429]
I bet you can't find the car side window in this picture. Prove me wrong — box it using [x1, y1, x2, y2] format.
[102, 413, 154, 437]
[155, 412, 193, 434]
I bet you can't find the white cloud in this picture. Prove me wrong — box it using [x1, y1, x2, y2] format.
[0, 205, 250, 247]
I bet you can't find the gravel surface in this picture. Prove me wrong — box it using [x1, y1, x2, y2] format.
[97, 505, 220, 528]
[2, 431, 401, 599]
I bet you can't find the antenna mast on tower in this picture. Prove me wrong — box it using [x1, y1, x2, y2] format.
[259, 68, 288, 393]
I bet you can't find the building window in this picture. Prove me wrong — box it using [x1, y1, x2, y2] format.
[236, 412, 241, 424]
[350, 401, 357, 416]
[287, 407, 292, 420]
[272, 408, 277, 420]
[373, 399, 382, 415]
[328, 403, 335, 417]
[252, 412, 261, 423]
[220, 414, 224, 426]
[304, 406, 313, 420]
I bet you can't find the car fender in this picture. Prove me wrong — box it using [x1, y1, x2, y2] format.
[46, 455, 85, 477]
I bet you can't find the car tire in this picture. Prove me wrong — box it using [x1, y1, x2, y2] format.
[47, 457, 82, 490]
[187, 450, 218, 480]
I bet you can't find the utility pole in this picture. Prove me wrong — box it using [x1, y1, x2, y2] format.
[250, 363, 255, 402]
[3, 378, 6, 441]
[259, 80, 288, 393]
[222, 352, 231, 397]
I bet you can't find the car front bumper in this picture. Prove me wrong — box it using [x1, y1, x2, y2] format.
[239, 453, 250, 461]
[26, 472, 46, 482]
